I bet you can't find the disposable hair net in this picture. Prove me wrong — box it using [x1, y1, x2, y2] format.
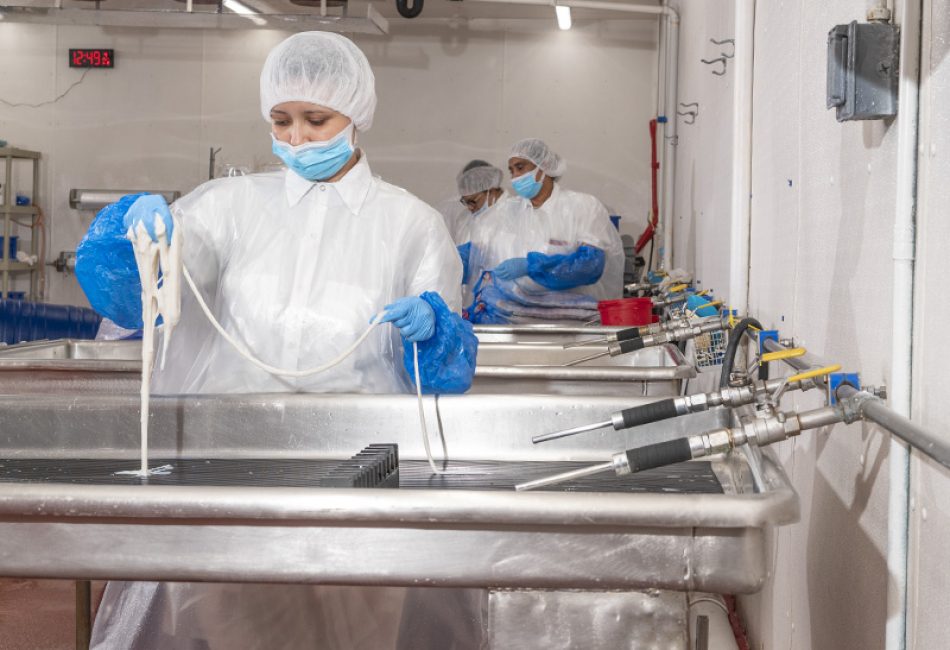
[456, 162, 504, 196]
[260, 32, 377, 132]
[508, 138, 567, 178]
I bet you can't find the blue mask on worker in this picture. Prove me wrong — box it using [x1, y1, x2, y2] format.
[271, 125, 355, 182]
[512, 168, 544, 200]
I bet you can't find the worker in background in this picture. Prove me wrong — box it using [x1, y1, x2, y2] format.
[466, 138, 624, 323]
[76, 31, 477, 648]
[439, 159, 506, 288]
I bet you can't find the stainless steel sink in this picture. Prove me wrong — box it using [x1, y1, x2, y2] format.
[0, 392, 798, 594]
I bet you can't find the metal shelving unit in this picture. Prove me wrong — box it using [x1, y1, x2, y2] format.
[0, 147, 40, 300]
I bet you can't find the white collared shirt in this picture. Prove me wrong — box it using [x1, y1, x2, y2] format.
[153, 153, 462, 394]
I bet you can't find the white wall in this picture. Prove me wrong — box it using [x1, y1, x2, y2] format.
[907, 1, 950, 647]
[668, 0, 735, 296]
[673, 1, 950, 648]
[0, 18, 657, 307]
[741, 2, 896, 647]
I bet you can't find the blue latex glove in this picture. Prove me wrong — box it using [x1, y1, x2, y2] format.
[402, 292, 478, 394]
[526, 245, 606, 290]
[379, 296, 436, 342]
[123, 194, 174, 242]
[493, 257, 529, 281]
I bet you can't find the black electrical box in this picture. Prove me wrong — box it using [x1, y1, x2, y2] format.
[827, 21, 899, 121]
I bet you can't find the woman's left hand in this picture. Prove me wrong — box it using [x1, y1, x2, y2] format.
[379, 296, 436, 342]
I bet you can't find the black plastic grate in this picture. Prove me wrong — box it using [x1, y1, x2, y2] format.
[0, 456, 721, 494]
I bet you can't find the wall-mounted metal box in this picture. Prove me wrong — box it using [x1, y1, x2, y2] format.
[827, 21, 899, 121]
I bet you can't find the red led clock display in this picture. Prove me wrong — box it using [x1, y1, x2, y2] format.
[69, 49, 114, 69]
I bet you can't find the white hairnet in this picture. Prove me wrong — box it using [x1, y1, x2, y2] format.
[456, 161, 504, 196]
[260, 32, 377, 132]
[508, 138, 567, 178]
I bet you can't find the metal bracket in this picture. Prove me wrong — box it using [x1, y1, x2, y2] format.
[701, 56, 727, 76]
[828, 372, 861, 406]
[676, 109, 697, 125]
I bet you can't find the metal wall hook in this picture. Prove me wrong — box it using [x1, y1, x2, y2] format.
[676, 110, 697, 125]
[679, 102, 699, 110]
[711, 38, 735, 58]
[701, 56, 727, 76]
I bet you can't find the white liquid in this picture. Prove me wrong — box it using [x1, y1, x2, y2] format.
[124, 216, 182, 476]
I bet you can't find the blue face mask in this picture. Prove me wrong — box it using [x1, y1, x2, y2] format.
[512, 168, 544, 200]
[271, 124, 355, 182]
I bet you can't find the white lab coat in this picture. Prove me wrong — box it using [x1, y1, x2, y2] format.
[468, 184, 624, 302]
[436, 197, 473, 246]
[152, 153, 463, 395]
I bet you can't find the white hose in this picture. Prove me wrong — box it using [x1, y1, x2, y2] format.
[183, 264, 383, 378]
[414, 341, 447, 475]
[182, 262, 447, 474]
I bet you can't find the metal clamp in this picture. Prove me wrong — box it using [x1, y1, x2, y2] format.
[701, 56, 728, 76]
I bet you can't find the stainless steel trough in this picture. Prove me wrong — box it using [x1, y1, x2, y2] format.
[0, 392, 797, 594]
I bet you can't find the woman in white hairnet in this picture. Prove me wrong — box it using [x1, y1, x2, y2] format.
[77, 31, 476, 395]
[466, 138, 624, 324]
[76, 31, 479, 649]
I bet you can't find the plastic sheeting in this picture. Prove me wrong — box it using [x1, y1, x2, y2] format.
[91, 582, 488, 650]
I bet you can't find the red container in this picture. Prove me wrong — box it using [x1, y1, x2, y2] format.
[597, 297, 654, 326]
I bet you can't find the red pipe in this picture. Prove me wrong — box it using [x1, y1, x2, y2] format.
[634, 118, 660, 254]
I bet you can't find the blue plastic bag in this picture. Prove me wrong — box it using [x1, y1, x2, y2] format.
[526, 245, 606, 290]
[75, 193, 148, 329]
[402, 291, 478, 394]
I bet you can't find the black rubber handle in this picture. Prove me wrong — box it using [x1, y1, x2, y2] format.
[617, 337, 647, 354]
[625, 438, 693, 473]
[615, 327, 644, 342]
[617, 398, 680, 430]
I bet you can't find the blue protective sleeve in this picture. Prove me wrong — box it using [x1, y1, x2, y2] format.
[402, 291, 478, 394]
[457, 242, 472, 285]
[526, 245, 606, 291]
[75, 193, 148, 330]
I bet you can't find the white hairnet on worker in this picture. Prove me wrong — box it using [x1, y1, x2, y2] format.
[259, 31, 377, 132]
[80, 31, 480, 650]
[456, 162, 504, 196]
[509, 138, 567, 178]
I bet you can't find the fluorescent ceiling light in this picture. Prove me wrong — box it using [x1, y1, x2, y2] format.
[223, 0, 266, 25]
[555, 5, 571, 30]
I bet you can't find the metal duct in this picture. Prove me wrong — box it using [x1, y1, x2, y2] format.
[69, 189, 182, 212]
